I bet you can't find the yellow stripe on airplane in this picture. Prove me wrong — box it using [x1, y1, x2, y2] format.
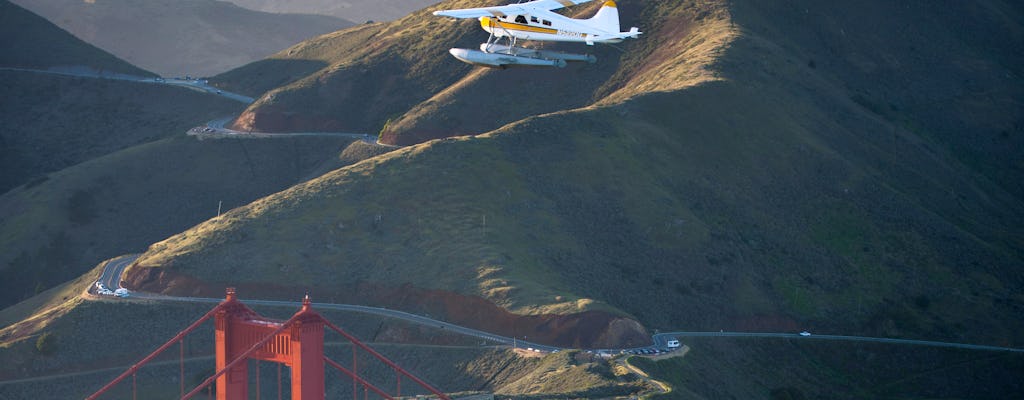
[480, 17, 559, 35]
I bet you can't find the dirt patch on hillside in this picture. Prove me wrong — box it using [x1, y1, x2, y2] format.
[124, 265, 218, 298]
[232, 106, 354, 133]
[348, 282, 651, 349]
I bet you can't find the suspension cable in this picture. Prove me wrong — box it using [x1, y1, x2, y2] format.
[180, 340, 185, 398]
[323, 319, 451, 400]
[324, 357, 394, 400]
[352, 346, 358, 400]
[85, 303, 223, 400]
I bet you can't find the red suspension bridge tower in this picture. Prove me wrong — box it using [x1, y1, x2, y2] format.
[215, 288, 324, 400]
[86, 288, 451, 400]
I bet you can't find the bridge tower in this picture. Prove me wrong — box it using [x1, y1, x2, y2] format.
[215, 288, 324, 400]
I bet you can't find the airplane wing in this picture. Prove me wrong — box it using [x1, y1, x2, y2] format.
[433, 0, 593, 18]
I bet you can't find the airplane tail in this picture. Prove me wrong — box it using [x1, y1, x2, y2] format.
[587, 0, 620, 33]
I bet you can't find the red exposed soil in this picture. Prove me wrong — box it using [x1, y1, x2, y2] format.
[231, 107, 355, 133]
[126, 268, 650, 348]
[124, 265, 217, 298]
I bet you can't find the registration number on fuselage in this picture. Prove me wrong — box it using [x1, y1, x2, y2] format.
[557, 29, 585, 38]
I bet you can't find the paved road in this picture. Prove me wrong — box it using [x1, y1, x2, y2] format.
[98, 255, 1024, 355]
[95, 255, 554, 351]
[654, 331, 1024, 353]
[191, 117, 381, 145]
[3, 66, 391, 145]
[0, 66, 254, 104]
[97, 255, 137, 290]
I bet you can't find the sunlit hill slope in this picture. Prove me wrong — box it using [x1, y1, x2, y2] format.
[123, 0, 1024, 353]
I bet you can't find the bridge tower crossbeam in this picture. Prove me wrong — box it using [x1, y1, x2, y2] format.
[214, 287, 324, 400]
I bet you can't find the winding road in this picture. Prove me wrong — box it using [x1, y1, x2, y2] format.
[24, 64, 1021, 357]
[97, 255, 1023, 355]
[5, 66, 386, 145]
[95, 255, 556, 352]
[193, 116, 379, 144]
[0, 66, 254, 104]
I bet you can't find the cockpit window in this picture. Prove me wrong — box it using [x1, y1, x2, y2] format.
[515, 15, 527, 24]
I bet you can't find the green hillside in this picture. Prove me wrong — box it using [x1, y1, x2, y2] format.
[0, 0, 150, 75]
[0, 274, 646, 399]
[0, 71, 243, 193]
[0, 135, 372, 308]
[0, 1, 378, 309]
[128, 0, 1024, 346]
[2, 0, 1022, 397]
[215, 0, 488, 134]
[633, 338, 1024, 399]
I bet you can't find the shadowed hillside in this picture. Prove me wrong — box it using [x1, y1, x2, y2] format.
[0, 3, 385, 309]
[0, 71, 243, 193]
[0, 0, 149, 74]
[125, 0, 1024, 352]
[215, 0, 734, 143]
[10, 0, 354, 77]
[3, 0, 1023, 397]
[0, 135, 377, 308]
[0, 274, 648, 399]
[0, 0, 242, 193]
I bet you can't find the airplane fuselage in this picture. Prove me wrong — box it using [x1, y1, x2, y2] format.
[480, 15, 625, 44]
[434, 0, 640, 67]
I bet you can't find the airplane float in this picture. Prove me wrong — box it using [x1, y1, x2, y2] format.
[433, 0, 641, 68]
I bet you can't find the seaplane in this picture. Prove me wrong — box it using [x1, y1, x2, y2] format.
[432, 0, 641, 68]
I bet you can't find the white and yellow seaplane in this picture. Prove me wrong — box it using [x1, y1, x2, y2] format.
[433, 0, 641, 68]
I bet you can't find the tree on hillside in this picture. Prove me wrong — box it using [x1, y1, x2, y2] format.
[35, 331, 57, 356]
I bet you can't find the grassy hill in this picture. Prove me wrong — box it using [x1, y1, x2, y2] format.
[215, 0, 488, 134]
[0, 0, 150, 75]
[127, 0, 1024, 345]
[0, 1, 378, 309]
[10, 0, 353, 77]
[0, 0, 243, 193]
[0, 274, 647, 398]
[0, 135, 375, 308]
[2, 0, 1022, 397]
[0, 71, 243, 193]
[632, 338, 1023, 399]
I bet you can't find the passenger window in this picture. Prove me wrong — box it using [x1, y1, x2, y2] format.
[515, 15, 527, 24]
[542, 20, 551, 26]
[530, 16, 538, 23]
